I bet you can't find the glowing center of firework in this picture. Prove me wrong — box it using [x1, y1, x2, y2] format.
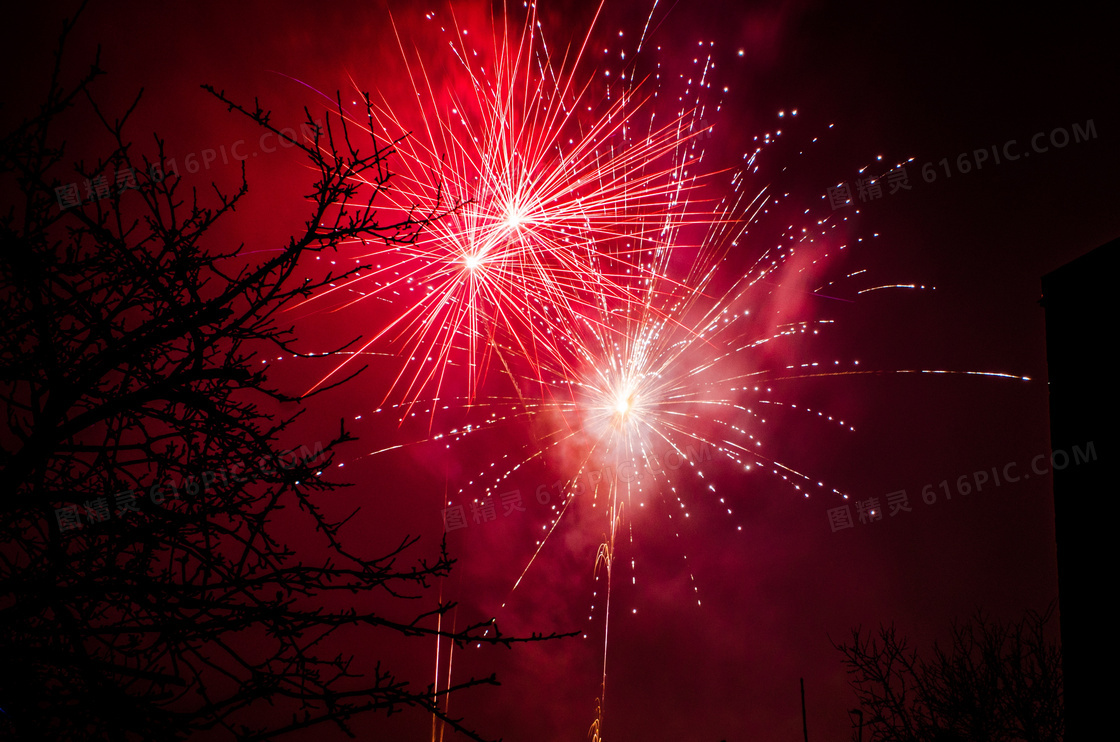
[464, 254, 481, 271]
[503, 203, 526, 230]
[613, 392, 636, 418]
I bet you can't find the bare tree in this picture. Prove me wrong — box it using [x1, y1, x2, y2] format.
[835, 606, 1063, 742]
[0, 9, 571, 741]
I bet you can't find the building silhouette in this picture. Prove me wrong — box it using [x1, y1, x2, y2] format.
[1040, 237, 1116, 740]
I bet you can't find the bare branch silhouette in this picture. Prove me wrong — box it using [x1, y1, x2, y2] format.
[1, 10, 573, 741]
[834, 606, 1063, 742]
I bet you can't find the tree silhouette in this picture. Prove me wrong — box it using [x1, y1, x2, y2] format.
[835, 606, 1063, 742]
[0, 10, 571, 741]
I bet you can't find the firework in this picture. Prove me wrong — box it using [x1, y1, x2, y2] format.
[273, 4, 1032, 738]
[296, 0, 719, 419]
[404, 108, 1030, 736]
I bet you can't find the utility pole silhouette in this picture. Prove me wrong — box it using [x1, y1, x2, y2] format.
[801, 677, 809, 742]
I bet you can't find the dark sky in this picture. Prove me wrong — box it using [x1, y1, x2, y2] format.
[7, 1, 1118, 740]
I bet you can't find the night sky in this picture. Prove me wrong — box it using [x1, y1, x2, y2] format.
[7, 1, 1118, 740]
